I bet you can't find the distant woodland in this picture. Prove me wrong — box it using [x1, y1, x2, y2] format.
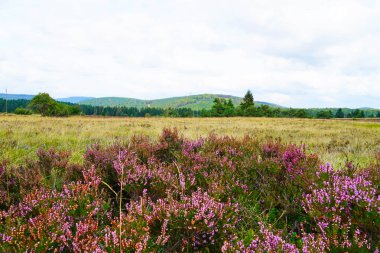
[0, 91, 379, 118]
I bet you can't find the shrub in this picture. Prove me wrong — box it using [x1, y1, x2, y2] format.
[14, 107, 32, 115]
[0, 166, 109, 252]
[104, 189, 239, 252]
[302, 164, 380, 251]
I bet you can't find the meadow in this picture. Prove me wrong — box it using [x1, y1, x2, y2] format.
[1, 115, 380, 166]
[0, 115, 379, 252]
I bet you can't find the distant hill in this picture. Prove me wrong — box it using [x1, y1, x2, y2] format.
[79, 94, 282, 110]
[0, 94, 93, 104]
[0, 93, 35, 100]
[56, 97, 94, 103]
[80, 97, 145, 107]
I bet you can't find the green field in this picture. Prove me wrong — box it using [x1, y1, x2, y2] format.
[1, 115, 380, 166]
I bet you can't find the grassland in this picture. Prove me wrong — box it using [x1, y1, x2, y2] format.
[1, 115, 380, 166]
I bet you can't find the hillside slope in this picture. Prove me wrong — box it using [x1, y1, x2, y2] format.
[56, 97, 94, 103]
[0, 94, 93, 104]
[80, 94, 281, 110]
[0, 93, 35, 100]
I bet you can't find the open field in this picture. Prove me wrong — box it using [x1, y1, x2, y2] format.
[1, 115, 380, 166]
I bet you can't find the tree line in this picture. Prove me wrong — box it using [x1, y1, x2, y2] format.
[206, 91, 379, 118]
[0, 91, 379, 118]
[0, 93, 80, 116]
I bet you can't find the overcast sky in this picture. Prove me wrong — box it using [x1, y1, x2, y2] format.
[1, 0, 380, 108]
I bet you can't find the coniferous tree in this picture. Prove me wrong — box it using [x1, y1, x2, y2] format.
[335, 108, 345, 118]
[316, 110, 333, 119]
[211, 98, 225, 116]
[240, 90, 254, 111]
[223, 99, 235, 117]
[0, 99, 29, 113]
[359, 110, 365, 118]
[351, 109, 365, 118]
[294, 109, 308, 118]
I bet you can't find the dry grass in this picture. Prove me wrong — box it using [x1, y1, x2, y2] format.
[1, 115, 380, 167]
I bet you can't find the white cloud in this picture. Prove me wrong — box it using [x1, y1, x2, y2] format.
[0, 0, 380, 107]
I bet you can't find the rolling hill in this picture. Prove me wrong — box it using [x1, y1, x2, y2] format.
[0, 93, 35, 100]
[56, 97, 95, 103]
[0, 94, 93, 104]
[79, 94, 281, 110]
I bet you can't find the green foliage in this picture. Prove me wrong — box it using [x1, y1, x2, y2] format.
[0, 99, 30, 113]
[14, 108, 32, 115]
[240, 90, 255, 112]
[335, 108, 345, 118]
[348, 109, 366, 118]
[243, 105, 256, 116]
[28, 93, 57, 116]
[293, 108, 308, 118]
[211, 98, 236, 117]
[28, 93, 80, 117]
[316, 109, 333, 119]
[79, 102, 380, 119]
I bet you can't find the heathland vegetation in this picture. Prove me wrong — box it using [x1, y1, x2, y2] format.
[0, 124, 379, 252]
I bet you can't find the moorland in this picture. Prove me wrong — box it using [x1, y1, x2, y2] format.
[0, 114, 379, 252]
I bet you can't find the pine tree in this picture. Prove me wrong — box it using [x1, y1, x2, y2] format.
[240, 90, 254, 111]
[223, 99, 235, 117]
[211, 98, 224, 116]
[335, 108, 345, 118]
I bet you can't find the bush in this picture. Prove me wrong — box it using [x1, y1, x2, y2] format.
[14, 108, 32, 115]
[302, 164, 379, 251]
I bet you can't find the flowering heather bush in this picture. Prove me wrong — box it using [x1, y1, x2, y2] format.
[154, 127, 184, 162]
[242, 141, 320, 229]
[36, 147, 71, 176]
[84, 143, 124, 190]
[0, 162, 6, 207]
[0, 166, 109, 252]
[103, 189, 239, 252]
[302, 163, 380, 251]
[221, 222, 299, 253]
[0, 128, 379, 252]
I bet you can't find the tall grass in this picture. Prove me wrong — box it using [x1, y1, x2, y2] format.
[1, 115, 380, 167]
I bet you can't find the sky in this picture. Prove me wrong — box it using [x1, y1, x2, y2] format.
[1, 0, 380, 108]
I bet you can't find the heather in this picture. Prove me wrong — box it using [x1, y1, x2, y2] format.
[0, 128, 379, 252]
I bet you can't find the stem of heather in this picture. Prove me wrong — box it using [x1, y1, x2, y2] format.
[6, 166, 9, 204]
[119, 165, 123, 253]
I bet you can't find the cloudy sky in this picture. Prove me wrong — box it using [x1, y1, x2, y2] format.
[1, 0, 380, 107]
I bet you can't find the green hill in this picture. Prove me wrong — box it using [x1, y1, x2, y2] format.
[79, 97, 145, 107]
[79, 94, 281, 110]
[0, 93, 35, 100]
